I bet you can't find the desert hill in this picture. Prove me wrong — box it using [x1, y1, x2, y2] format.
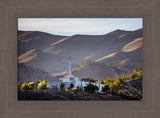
[18, 31, 67, 55]
[18, 28, 143, 82]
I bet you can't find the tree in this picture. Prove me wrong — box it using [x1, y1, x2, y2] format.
[69, 83, 74, 89]
[113, 78, 122, 88]
[65, 87, 69, 91]
[121, 74, 126, 82]
[38, 83, 48, 90]
[104, 77, 115, 92]
[89, 78, 94, 83]
[137, 68, 143, 79]
[109, 82, 115, 93]
[21, 83, 30, 90]
[59, 82, 65, 90]
[132, 69, 137, 77]
[18, 83, 22, 90]
[102, 85, 110, 93]
[118, 89, 123, 96]
[100, 80, 104, 84]
[40, 79, 47, 84]
[104, 77, 113, 85]
[28, 81, 36, 90]
[129, 69, 137, 80]
[84, 83, 98, 93]
[137, 68, 142, 75]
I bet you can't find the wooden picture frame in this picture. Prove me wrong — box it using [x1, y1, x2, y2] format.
[0, 0, 160, 118]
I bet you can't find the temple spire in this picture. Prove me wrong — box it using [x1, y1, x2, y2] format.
[68, 56, 72, 76]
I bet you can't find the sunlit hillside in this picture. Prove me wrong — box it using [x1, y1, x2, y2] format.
[18, 28, 143, 83]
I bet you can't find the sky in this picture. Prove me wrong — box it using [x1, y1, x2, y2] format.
[18, 18, 142, 36]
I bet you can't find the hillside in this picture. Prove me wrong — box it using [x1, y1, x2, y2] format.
[18, 29, 143, 82]
[18, 31, 67, 55]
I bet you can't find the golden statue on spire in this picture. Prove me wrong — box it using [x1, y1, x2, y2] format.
[68, 56, 70, 60]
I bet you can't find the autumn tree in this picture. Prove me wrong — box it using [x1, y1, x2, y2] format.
[121, 74, 126, 82]
[59, 82, 65, 90]
[89, 78, 94, 83]
[129, 69, 137, 80]
[18, 83, 22, 90]
[21, 83, 30, 90]
[100, 80, 104, 84]
[113, 78, 122, 88]
[38, 83, 48, 90]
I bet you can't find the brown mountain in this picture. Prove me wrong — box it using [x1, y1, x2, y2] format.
[18, 29, 143, 83]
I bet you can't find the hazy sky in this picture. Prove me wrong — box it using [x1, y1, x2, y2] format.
[18, 18, 142, 36]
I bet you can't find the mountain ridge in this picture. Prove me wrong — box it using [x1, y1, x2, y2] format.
[18, 28, 143, 83]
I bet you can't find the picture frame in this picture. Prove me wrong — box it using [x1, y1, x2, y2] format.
[0, 0, 160, 118]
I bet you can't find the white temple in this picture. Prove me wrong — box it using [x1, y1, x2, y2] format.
[47, 56, 104, 92]
[47, 56, 79, 89]
[58, 56, 79, 88]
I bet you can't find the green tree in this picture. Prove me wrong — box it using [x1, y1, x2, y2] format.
[84, 83, 98, 93]
[102, 85, 110, 92]
[69, 83, 74, 89]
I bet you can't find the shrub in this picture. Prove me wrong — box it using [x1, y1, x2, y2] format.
[18, 83, 22, 90]
[36, 81, 40, 84]
[129, 69, 137, 80]
[104, 77, 113, 85]
[135, 77, 139, 80]
[40, 80, 47, 84]
[21, 83, 30, 90]
[28, 81, 36, 90]
[121, 74, 126, 82]
[113, 78, 122, 88]
[118, 89, 123, 96]
[37, 83, 48, 90]
[69, 83, 74, 89]
[100, 80, 104, 84]
[59, 82, 65, 90]
[137, 68, 142, 75]
[70, 88, 78, 93]
[102, 85, 110, 92]
[65, 87, 69, 91]
[84, 83, 98, 93]
[137, 68, 143, 79]
[89, 78, 94, 83]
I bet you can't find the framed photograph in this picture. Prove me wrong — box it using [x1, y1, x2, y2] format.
[17, 18, 143, 101]
[0, 0, 160, 118]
